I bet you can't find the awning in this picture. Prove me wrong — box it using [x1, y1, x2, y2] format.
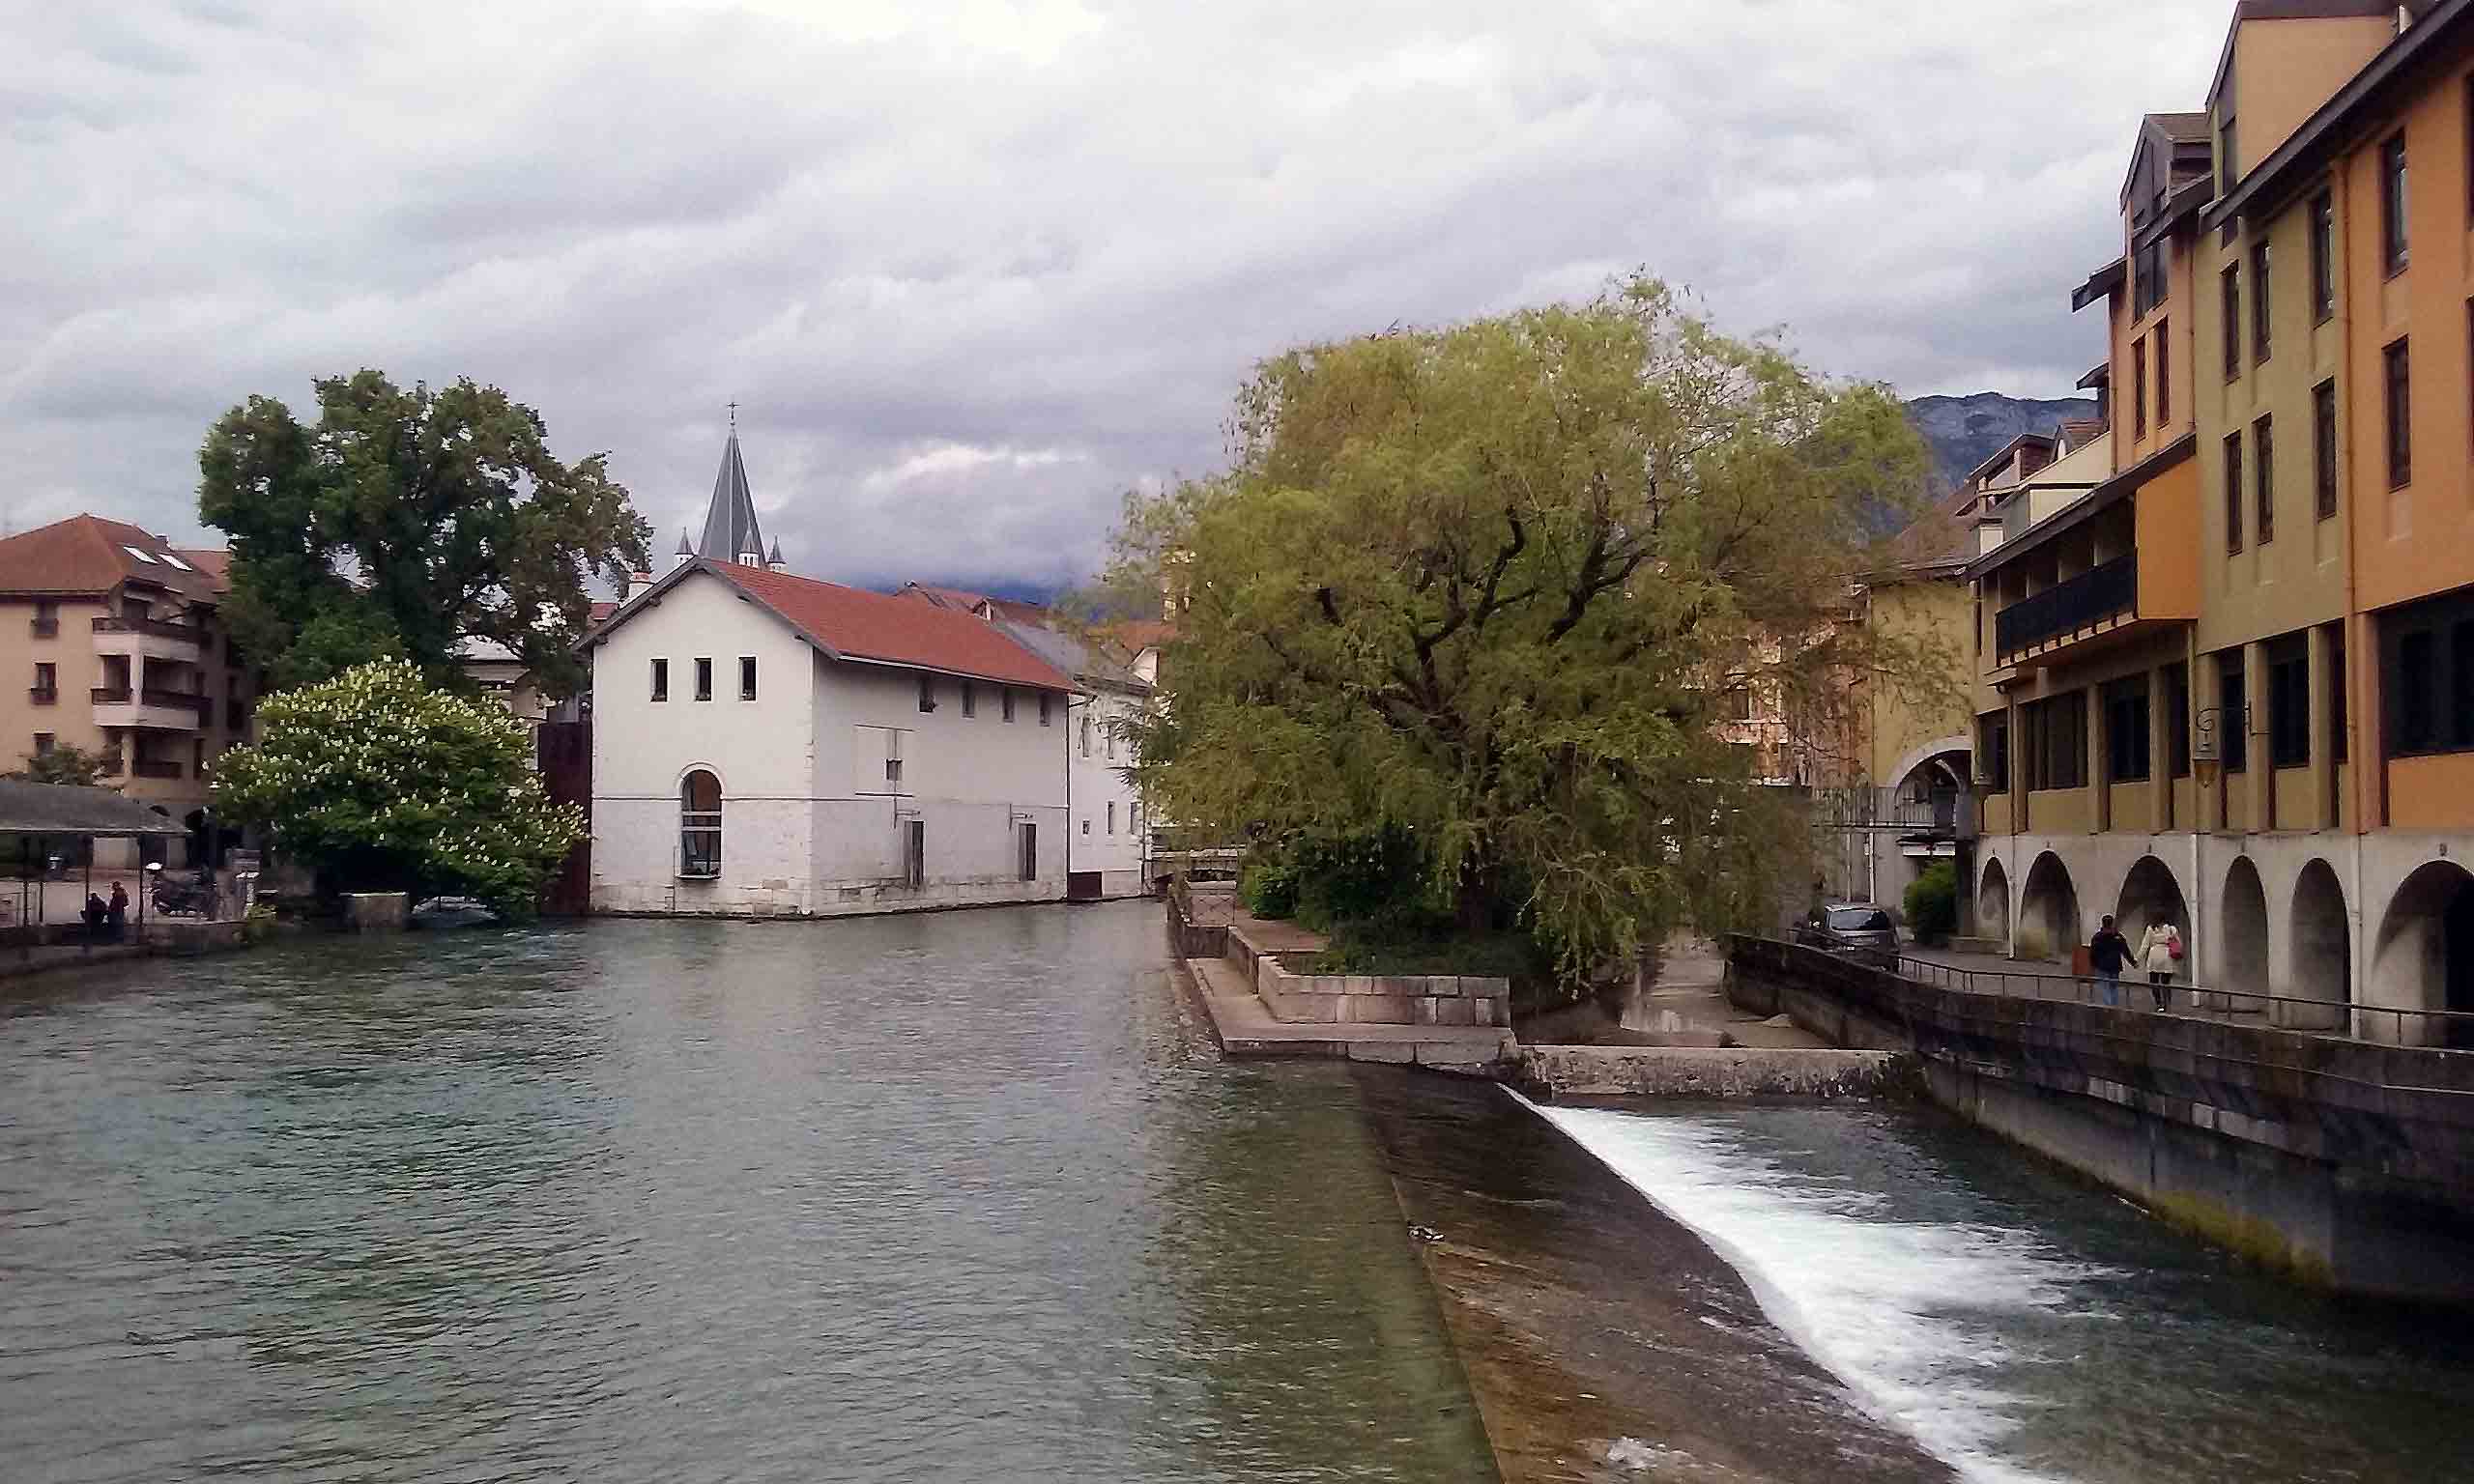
[0, 779, 191, 837]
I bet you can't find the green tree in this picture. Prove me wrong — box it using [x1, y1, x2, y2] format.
[13, 743, 113, 788]
[198, 370, 651, 697]
[1096, 274, 1951, 979]
[210, 659, 583, 917]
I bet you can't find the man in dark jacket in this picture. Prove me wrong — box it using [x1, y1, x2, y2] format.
[2088, 914, 2131, 1008]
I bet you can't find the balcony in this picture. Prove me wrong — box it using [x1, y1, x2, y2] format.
[130, 759, 181, 780]
[1808, 786, 1975, 838]
[91, 614, 206, 665]
[27, 686, 56, 706]
[29, 617, 57, 639]
[1995, 554, 2139, 667]
[91, 685, 206, 732]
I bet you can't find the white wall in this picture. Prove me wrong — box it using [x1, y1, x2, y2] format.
[1068, 688, 1147, 895]
[588, 568, 1075, 916]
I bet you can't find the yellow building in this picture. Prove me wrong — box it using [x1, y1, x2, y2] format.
[1969, 0, 2474, 1042]
[0, 516, 259, 866]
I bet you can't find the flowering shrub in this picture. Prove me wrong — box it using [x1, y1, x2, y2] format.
[212, 659, 582, 918]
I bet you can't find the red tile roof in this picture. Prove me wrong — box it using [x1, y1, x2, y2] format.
[1105, 619, 1176, 653]
[709, 562, 1075, 690]
[0, 516, 228, 602]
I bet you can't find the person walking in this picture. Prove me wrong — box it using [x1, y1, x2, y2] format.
[2088, 915, 2130, 1007]
[2138, 919, 2182, 1011]
[105, 881, 128, 943]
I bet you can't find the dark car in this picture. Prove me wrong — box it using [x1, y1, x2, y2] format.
[1798, 902, 1900, 966]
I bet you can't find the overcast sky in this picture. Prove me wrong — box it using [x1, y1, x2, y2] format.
[5, 1, 2231, 594]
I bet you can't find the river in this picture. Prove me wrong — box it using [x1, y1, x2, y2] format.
[0, 905, 1492, 1483]
[5, 905, 2471, 1484]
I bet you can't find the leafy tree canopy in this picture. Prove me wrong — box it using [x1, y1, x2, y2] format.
[198, 370, 651, 697]
[210, 659, 583, 917]
[13, 743, 113, 788]
[1096, 274, 1952, 978]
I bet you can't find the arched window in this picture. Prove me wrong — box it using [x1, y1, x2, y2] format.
[679, 770, 722, 878]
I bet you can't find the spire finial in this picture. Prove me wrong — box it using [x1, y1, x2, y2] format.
[727, 400, 738, 430]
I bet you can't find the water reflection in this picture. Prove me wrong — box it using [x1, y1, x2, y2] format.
[0, 905, 1495, 1483]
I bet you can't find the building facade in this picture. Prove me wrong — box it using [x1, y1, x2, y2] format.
[0, 517, 258, 867]
[1969, 0, 2474, 1043]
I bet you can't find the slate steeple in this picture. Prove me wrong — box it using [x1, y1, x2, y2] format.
[696, 429, 766, 564]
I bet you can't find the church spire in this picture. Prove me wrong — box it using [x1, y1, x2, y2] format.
[697, 428, 766, 564]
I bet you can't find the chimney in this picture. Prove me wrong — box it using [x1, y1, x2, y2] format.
[625, 570, 654, 604]
[766, 538, 788, 574]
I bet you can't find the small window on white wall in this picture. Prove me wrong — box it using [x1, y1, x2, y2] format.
[1080, 713, 1093, 757]
[1107, 802, 1115, 834]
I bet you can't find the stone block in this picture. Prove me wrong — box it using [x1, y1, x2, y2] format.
[345, 892, 409, 933]
[1471, 998, 1500, 1026]
[1345, 996, 1413, 1025]
[1411, 997, 1441, 1025]
[1344, 976, 1372, 996]
[1348, 1040, 1417, 1064]
[1303, 994, 1345, 1024]
[1429, 976, 1465, 997]
[1434, 997, 1476, 1026]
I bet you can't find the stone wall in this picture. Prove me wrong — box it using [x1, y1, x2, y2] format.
[1516, 1044, 1913, 1099]
[1728, 935, 2474, 1301]
[1254, 955, 1508, 1029]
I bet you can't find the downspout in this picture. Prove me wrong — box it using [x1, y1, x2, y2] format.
[2332, 159, 2371, 1029]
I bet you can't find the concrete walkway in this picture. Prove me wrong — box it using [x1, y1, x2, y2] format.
[1894, 942, 2316, 1029]
[1626, 934, 1830, 1049]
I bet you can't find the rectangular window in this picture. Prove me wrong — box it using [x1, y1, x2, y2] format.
[2385, 337, 2411, 488]
[739, 656, 757, 700]
[2398, 630, 2436, 754]
[1001, 687, 1016, 723]
[2133, 339, 2148, 440]
[2222, 266, 2242, 379]
[2027, 692, 2087, 791]
[2221, 663, 2249, 774]
[30, 600, 55, 639]
[2254, 414, 2275, 546]
[2313, 380, 2339, 521]
[2456, 619, 2474, 750]
[1038, 692, 1051, 727]
[2168, 663, 2192, 777]
[2155, 318, 2170, 424]
[31, 661, 54, 698]
[919, 674, 935, 713]
[2268, 639, 2310, 768]
[2105, 677, 2151, 783]
[2311, 189, 2335, 322]
[33, 732, 53, 756]
[694, 658, 712, 701]
[1020, 821, 1038, 881]
[2249, 242, 2270, 363]
[1979, 713, 2009, 791]
[2381, 132, 2408, 274]
[962, 680, 976, 718]
[2224, 433, 2245, 553]
[1107, 801, 1116, 834]
[905, 819, 925, 890]
[650, 658, 669, 701]
[2219, 116, 2237, 196]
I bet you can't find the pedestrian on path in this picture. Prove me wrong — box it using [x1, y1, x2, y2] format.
[2138, 920, 2182, 1011]
[106, 882, 127, 943]
[2088, 915, 2130, 1007]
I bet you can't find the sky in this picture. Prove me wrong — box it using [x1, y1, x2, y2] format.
[4, 0, 2233, 595]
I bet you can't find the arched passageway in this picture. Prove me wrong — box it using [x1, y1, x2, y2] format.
[2017, 852, 2078, 963]
[2219, 857, 2270, 1011]
[2287, 860, 2350, 1031]
[1975, 857, 2011, 948]
[2370, 861, 2474, 1048]
[2113, 855, 2189, 956]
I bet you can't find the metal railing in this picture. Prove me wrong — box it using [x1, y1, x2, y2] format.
[139, 688, 209, 712]
[1807, 786, 1972, 833]
[92, 615, 205, 643]
[29, 617, 57, 639]
[1995, 553, 2137, 658]
[130, 759, 181, 779]
[26, 686, 56, 706]
[1746, 935, 2474, 1051]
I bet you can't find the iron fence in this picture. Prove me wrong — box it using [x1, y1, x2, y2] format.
[1994, 552, 2137, 658]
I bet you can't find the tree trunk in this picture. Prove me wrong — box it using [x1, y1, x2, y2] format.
[1456, 855, 1494, 933]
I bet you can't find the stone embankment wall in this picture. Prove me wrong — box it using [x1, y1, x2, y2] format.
[1256, 956, 1509, 1029]
[1729, 935, 2474, 1302]
[1516, 1044, 1913, 1099]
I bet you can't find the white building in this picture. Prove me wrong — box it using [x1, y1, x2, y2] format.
[583, 437, 1080, 917]
[902, 585, 1155, 899]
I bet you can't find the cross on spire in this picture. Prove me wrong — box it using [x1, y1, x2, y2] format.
[727, 400, 738, 428]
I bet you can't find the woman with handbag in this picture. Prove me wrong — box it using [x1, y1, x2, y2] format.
[2137, 920, 2183, 1011]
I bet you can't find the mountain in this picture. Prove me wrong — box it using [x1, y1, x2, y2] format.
[1906, 392, 2100, 492]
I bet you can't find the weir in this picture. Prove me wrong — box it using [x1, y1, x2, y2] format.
[1726, 935, 2474, 1300]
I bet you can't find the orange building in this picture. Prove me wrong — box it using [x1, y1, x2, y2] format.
[1967, 0, 2474, 1042]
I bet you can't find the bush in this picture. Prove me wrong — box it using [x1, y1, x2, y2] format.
[1904, 861, 1959, 944]
[1241, 855, 1301, 919]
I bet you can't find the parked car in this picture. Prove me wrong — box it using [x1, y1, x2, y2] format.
[1797, 901, 1900, 966]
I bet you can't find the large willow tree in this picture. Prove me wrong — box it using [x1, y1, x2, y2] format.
[1101, 276, 1949, 976]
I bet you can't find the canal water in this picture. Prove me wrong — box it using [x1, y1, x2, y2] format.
[0, 905, 1494, 1483]
[1542, 1101, 2474, 1484]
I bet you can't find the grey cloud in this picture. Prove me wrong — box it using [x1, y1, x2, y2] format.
[4, 0, 2229, 593]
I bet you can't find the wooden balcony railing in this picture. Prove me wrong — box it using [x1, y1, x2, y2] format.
[1995, 554, 2138, 659]
[92, 615, 206, 643]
